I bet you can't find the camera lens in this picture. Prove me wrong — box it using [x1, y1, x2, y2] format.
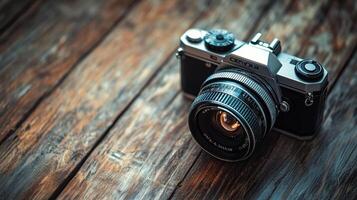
[188, 69, 277, 161]
[216, 111, 241, 134]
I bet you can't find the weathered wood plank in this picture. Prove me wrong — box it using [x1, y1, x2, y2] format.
[299, 0, 357, 88]
[0, 0, 211, 199]
[58, 0, 356, 199]
[57, 0, 277, 199]
[0, 0, 354, 199]
[0, 0, 35, 33]
[0, 0, 135, 143]
[172, 0, 357, 199]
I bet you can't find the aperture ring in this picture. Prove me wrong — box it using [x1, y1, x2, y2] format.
[203, 71, 277, 130]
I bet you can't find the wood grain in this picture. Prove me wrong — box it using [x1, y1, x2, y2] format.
[0, 0, 355, 199]
[58, 0, 355, 199]
[0, 0, 210, 199]
[172, 0, 357, 199]
[0, 0, 35, 33]
[299, 0, 357, 87]
[57, 0, 276, 199]
[0, 0, 135, 143]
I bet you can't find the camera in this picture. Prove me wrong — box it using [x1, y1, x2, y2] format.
[177, 29, 328, 161]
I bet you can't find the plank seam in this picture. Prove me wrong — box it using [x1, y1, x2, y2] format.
[167, 151, 202, 200]
[326, 44, 357, 95]
[324, 46, 356, 118]
[48, 1, 210, 198]
[0, 0, 42, 36]
[0, 0, 140, 147]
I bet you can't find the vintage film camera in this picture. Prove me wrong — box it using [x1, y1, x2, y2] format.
[177, 29, 328, 161]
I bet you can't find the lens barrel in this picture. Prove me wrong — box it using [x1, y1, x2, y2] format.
[188, 69, 277, 161]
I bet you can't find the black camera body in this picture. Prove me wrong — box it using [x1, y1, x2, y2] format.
[178, 29, 328, 161]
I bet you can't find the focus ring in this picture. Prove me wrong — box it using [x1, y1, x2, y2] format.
[191, 91, 262, 141]
[204, 71, 277, 129]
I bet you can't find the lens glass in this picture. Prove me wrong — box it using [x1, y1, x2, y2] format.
[196, 107, 248, 154]
[216, 111, 241, 135]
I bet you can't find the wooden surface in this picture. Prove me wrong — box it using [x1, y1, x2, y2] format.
[0, 0, 355, 199]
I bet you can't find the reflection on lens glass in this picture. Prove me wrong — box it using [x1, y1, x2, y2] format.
[193, 106, 250, 161]
[216, 111, 241, 136]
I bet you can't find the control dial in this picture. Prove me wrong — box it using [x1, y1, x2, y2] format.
[204, 29, 235, 53]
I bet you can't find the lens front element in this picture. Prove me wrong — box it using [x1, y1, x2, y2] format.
[217, 111, 241, 134]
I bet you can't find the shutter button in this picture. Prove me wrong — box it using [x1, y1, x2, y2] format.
[186, 29, 203, 43]
[304, 63, 317, 72]
[295, 59, 323, 81]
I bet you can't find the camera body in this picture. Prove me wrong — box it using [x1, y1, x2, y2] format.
[178, 29, 328, 144]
